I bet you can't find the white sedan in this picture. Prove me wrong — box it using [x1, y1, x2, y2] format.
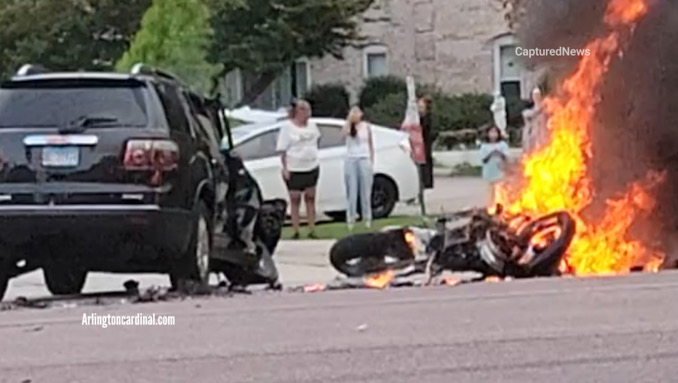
[228, 117, 420, 220]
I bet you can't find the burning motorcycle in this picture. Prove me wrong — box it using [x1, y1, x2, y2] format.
[329, 206, 576, 281]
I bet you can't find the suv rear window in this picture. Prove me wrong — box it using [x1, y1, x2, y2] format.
[0, 79, 149, 128]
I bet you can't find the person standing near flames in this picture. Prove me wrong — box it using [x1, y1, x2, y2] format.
[522, 87, 549, 154]
[417, 96, 435, 190]
[276, 99, 321, 239]
[480, 125, 510, 205]
[341, 106, 375, 231]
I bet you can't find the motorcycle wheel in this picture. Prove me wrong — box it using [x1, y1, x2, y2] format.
[329, 230, 413, 277]
[516, 211, 576, 276]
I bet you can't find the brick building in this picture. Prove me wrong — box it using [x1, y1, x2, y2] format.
[224, 0, 539, 110]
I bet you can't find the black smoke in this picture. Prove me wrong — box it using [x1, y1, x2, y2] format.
[514, 0, 678, 260]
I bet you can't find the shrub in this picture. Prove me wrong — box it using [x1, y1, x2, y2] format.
[363, 92, 407, 128]
[358, 76, 406, 110]
[431, 92, 493, 133]
[358, 75, 438, 110]
[304, 83, 350, 118]
[365, 91, 493, 129]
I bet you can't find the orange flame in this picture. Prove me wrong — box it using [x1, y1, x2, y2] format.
[364, 270, 395, 289]
[303, 283, 327, 293]
[497, 0, 664, 275]
[404, 230, 417, 254]
[442, 277, 462, 286]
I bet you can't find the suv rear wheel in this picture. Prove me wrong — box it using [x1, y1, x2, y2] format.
[0, 268, 8, 302]
[43, 260, 87, 296]
[170, 202, 212, 293]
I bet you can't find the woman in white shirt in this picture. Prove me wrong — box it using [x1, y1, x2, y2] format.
[341, 106, 375, 230]
[276, 99, 321, 239]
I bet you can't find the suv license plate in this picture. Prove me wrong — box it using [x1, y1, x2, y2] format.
[42, 146, 79, 167]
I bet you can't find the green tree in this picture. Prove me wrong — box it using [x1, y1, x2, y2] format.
[208, 0, 374, 106]
[116, 0, 221, 94]
[0, 0, 151, 79]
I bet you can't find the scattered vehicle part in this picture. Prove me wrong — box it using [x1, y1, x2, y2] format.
[211, 151, 286, 290]
[224, 106, 287, 125]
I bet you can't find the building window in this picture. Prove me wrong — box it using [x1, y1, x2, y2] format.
[222, 59, 312, 110]
[363, 45, 388, 78]
[492, 34, 526, 99]
[294, 59, 311, 97]
[222, 69, 243, 108]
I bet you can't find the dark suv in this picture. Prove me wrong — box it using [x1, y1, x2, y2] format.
[0, 64, 229, 300]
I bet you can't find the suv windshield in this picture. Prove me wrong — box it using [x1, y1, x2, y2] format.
[0, 79, 149, 128]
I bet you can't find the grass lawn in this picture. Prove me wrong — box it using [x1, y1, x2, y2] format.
[449, 163, 482, 177]
[282, 215, 431, 240]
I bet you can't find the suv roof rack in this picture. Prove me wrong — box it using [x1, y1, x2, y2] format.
[15, 64, 49, 76]
[130, 63, 181, 83]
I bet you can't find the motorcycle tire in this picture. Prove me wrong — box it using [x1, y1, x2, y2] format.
[517, 211, 576, 277]
[329, 230, 413, 277]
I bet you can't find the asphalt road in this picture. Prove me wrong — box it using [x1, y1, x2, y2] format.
[2, 271, 678, 383]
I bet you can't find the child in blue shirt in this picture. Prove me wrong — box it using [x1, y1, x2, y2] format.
[479, 125, 510, 205]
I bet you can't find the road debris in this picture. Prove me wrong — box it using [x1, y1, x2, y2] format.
[123, 280, 140, 295]
[13, 297, 49, 309]
[289, 273, 485, 293]
[132, 286, 172, 303]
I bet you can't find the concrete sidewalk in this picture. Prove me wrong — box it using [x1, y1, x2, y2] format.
[394, 176, 489, 216]
[275, 239, 338, 285]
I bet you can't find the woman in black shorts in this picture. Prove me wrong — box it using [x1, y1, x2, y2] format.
[276, 99, 321, 239]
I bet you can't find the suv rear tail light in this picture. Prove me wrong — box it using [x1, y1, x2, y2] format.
[123, 139, 179, 171]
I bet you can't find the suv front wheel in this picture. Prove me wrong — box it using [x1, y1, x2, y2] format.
[0, 268, 8, 302]
[170, 202, 212, 293]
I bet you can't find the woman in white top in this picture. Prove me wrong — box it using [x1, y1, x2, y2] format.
[342, 106, 375, 230]
[276, 99, 321, 239]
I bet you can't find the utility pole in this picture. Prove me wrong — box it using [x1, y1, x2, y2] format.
[402, 76, 427, 222]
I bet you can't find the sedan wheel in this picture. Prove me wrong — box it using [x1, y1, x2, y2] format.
[371, 176, 398, 219]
